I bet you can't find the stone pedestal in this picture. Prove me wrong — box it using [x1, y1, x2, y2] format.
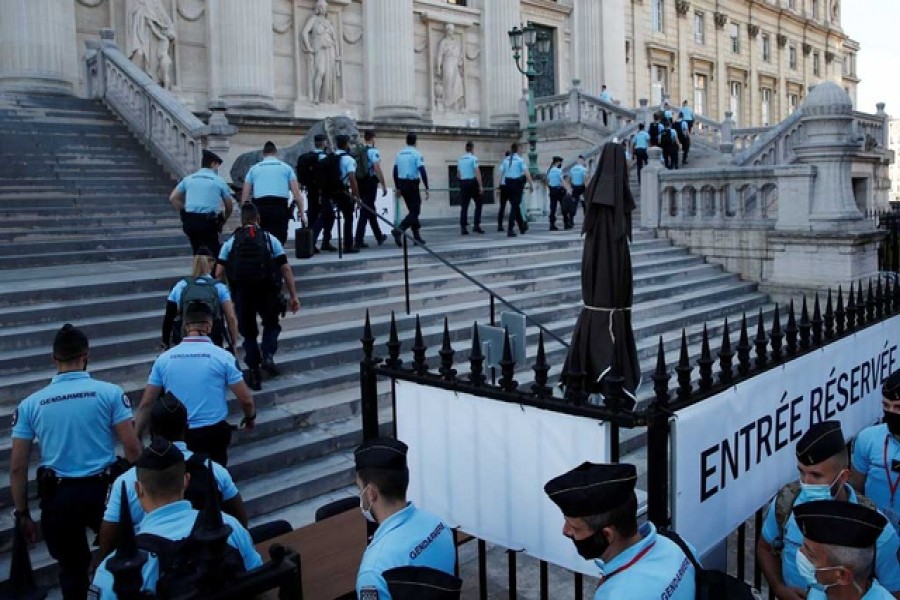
[365, 0, 420, 121]
[209, 0, 276, 110]
[640, 147, 665, 229]
[0, 0, 77, 94]
[480, 0, 521, 127]
[526, 180, 548, 222]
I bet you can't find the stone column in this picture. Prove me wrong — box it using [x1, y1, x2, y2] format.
[480, 0, 521, 127]
[209, 0, 275, 109]
[601, 0, 627, 103]
[0, 0, 77, 94]
[572, 0, 603, 95]
[365, 0, 419, 121]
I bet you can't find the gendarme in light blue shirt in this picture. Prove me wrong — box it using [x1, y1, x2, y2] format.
[12, 372, 133, 478]
[366, 146, 381, 177]
[853, 424, 900, 535]
[457, 153, 479, 180]
[356, 503, 456, 599]
[177, 168, 232, 214]
[593, 523, 696, 600]
[246, 157, 297, 199]
[680, 106, 694, 120]
[761, 484, 900, 592]
[90, 500, 262, 600]
[503, 154, 527, 181]
[807, 579, 894, 599]
[547, 166, 564, 188]
[218, 228, 286, 263]
[103, 441, 239, 527]
[147, 337, 244, 429]
[167, 277, 231, 306]
[337, 150, 357, 185]
[395, 147, 425, 180]
[569, 164, 588, 186]
[633, 131, 651, 150]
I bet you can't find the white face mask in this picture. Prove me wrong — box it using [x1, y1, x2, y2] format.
[799, 469, 844, 502]
[359, 485, 376, 523]
[795, 551, 861, 594]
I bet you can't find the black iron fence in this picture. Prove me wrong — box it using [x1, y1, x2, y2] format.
[360, 273, 900, 598]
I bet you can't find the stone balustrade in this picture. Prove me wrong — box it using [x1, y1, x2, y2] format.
[85, 30, 210, 179]
[854, 111, 887, 150]
[532, 85, 637, 132]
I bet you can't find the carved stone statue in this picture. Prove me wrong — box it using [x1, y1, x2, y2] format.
[230, 116, 359, 186]
[127, 0, 176, 89]
[435, 23, 464, 112]
[301, 0, 341, 104]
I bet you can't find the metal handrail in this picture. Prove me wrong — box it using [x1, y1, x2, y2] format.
[352, 196, 571, 349]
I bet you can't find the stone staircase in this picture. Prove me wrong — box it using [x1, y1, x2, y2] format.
[0, 93, 774, 588]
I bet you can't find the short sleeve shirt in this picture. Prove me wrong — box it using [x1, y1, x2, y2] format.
[366, 146, 381, 177]
[12, 372, 133, 478]
[245, 157, 296, 199]
[90, 500, 262, 600]
[569, 164, 588, 186]
[547, 166, 564, 187]
[395, 147, 425, 180]
[853, 424, 900, 534]
[177, 168, 232, 214]
[337, 150, 357, 185]
[633, 131, 651, 150]
[503, 155, 527, 180]
[457, 153, 479, 180]
[218, 228, 286, 264]
[680, 106, 694, 120]
[147, 337, 243, 429]
[167, 277, 232, 306]
[103, 441, 239, 526]
[356, 503, 456, 599]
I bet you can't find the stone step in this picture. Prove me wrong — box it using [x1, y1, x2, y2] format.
[0, 243, 190, 269]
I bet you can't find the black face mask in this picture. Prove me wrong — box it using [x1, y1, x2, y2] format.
[571, 529, 610, 560]
[884, 410, 900, 437]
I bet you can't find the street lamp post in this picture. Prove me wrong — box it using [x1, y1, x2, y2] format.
[507, 25, 551, 178]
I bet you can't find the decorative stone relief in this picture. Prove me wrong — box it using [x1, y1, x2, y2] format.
[176, 0, 204, 21]
[747, 24, 759, 39]
[777, 34, 787, 48]
[714, 12, 728, 29]
[300, 0, 342, 104]
[675, 1, 690, 17]
[831, 0, 840, 22]
[77, 0, 106, 7]
[127, 0, 176, 89]
[434, 23, 465, 112]
[802, 43, 812, 56]
[825, 51, 835, 63]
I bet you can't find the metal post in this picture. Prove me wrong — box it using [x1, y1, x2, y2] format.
[737, 523, 746, 581]
[402, 234, 411, 316]
[574, 573, 583, 600]
[539, 560, 549, 600]
[646, 408, 670, 529]
[478, 539, 488, 600]
[507, 550, 517, 600]
[490, 295, 496, 326]
[360, 357, 379, 441]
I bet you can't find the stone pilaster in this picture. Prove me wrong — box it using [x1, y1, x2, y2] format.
[0, 0, 77, 94]
[600, 0, 627, 103]
[479, 0, 521, 127]
[572, 0, 603, 95]
[365, 0, 419, 121]
[209, 0, 275, 109]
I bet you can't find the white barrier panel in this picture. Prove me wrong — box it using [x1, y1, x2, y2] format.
[395, 380, 610, 575]
[673, 315, 900, 557]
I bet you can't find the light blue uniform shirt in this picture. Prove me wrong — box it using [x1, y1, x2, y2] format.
[593, 522, 696, 600]
[218, 229, 286, 262]
[680, 106, 694, 120]
[90, 500, 262, 600]
[569, 164, 588, 186]
[761, 484, 900, 592]
[664, 109, 674, 122]
[366, 146, 381, 177]
[457, 153, 479, 180]
[12, 372, 133, 478]
[356, 503, 456, 599]
[680, 121, 690, 136]
[147, 337, 244, 429]
[633, 131, 651, 150]
[599, 90, 612, 103]
[103, 441, 239, 526]
[167, 277, 231, 306]
[176, 168, 232, 214]
[245, 157, 297, 199]
[808, 580, 893, 599]
[547, 166, 564, 188]
[337, 150, 357, 185]
[395, 147, 425, 180]
[853, 424, 900, 535]
[503, 154, 527, 181]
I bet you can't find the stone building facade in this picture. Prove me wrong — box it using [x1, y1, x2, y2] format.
[625, 0, 861, 126]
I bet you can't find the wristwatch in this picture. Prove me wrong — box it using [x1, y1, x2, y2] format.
[12, 508, 31, 520]
[241, 412, 257, 427]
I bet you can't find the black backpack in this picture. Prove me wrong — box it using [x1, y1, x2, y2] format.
[316, 152, 346, 197]
[136, 515, 246, 600]
[226, 226, 277, 286]
[658, 530, 757, 600]
[183, 454, 224, 511]
[296, 150, 321, 189]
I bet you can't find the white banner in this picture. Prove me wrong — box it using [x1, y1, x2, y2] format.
[395, 381, 610, 575]
[673, 315, 900, 557]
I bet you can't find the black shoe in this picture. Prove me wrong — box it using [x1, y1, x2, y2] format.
[413, 235, 427, 245]
[507, 231, 517, 237]
[245, 368, 262, 391]
[377, 233, 388, 246]
[461, 228, 469, 235]
[392, 229, 403, 247]
[521, 223, 529, 233]
[262, 354, 280, 376]
[356, 241, 370, 249]
[549, 224, 559, 231]
[473, 227, 485, 234]
[497, 225, 505, 232]
[344, 246, 360, 254]
[321, 242, 337, 252]
[313, 247, 320, 255]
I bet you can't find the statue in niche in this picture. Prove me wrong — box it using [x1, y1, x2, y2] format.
[301, 0, 341, 104]
[127, 0, 176, 89]
[435, 23, 464, 112]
